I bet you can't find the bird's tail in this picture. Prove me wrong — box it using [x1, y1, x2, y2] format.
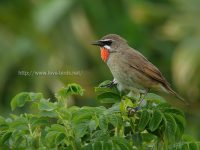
[164, 84, 189, 105]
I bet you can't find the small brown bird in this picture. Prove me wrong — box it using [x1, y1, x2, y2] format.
[92, 34, 186, 106]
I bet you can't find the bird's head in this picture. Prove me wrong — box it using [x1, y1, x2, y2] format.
[92, 34, 127, 62]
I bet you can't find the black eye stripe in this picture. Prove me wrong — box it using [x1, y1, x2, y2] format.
[100, 40, 112, 46]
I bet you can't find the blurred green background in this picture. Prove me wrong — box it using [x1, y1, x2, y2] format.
[0, 0, 199, 140]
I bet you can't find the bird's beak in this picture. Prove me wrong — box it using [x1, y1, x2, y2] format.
[91, 40, 102, 46]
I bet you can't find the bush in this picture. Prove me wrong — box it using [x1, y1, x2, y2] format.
[0, 82, 199, 150]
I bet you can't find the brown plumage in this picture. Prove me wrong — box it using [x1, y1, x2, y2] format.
[92, 34, 186, 104]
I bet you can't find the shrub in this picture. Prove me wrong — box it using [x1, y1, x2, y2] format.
[0, 81, 199, 149]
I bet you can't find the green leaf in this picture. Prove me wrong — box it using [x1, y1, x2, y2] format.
[50, 124, 66, 133]
[39, 110, 58, 118]
[10, 117, 28, 130]
[138, 109, 151, 131]
[11, 92, 30, 111]
[174, 115, 185, 137]
[89, 120, 97, 132]
[102, 141, 112, 150]
[141, 133, 156, 142]
[97, 92, 120, 103]
[0, 116, 5, 123]
[11, 92, 43, 111]
[106, 103, 120, 114]
[29, 92, 43, 102]
[164, 108, 184, 117]
[93, 141, 103, 150]
[95, 81, 120, 104]
[149, 110, 162, 132]
[108, 114, 122, 127]
[164, 113, 177, 143]
[55, 132, 66, 145]
[112, 137, 132, 150]
[98, 80, 113, 88]
[189, 142, 199, 150]
[120, 98, 134, 115]
[72, 108, 93, 123]
[31, 117, 50, 127]
[56, 83, 84, 100]
[145, 93, 165, 102]
[182, 134, 196, 142]
[181, 143, 189, 150]
[73, 122, 88, 138]
[83, 144, 93, 150]
[38, 99, 57, 111]
[99, 115, 108, 130]
[0, 132, 12, 144]
[45, 124, 67, 147]
[45, 131, 58, 147]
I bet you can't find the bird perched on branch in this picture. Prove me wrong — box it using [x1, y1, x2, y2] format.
[92, 34, 187, 112]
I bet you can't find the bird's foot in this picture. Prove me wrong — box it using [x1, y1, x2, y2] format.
[127, 106, 140, 116]
[100, 79, 117, 88]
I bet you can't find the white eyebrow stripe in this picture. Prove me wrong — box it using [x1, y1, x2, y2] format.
[100, 39, 113, 42]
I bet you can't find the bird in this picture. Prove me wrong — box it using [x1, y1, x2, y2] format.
[91, 34, 187, 111]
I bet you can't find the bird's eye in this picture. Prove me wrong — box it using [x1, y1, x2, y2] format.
[101, 40, 112, 46]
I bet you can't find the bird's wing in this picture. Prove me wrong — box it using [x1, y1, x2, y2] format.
[121, 48, 169, 86]
[120, 48, 186, 103]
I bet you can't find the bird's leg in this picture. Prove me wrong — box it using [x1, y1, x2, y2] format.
[100, 78, 117, 88]
[127, 89, 149, 116]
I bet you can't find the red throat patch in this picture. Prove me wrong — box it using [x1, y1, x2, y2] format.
[100, 47, 110, 62]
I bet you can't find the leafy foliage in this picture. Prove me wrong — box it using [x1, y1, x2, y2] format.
[0, 82, 199, 149]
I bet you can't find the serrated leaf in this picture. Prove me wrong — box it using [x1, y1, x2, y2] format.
[40, 110, 58, 118]
[97, 92, 120, 103]
[138, 109, 151, 131]
[149, 110, 162, 132]
[50, 124, 66, 133]
[182, 134, 196, 142]
[89, 120, 97, 132]
[72, 108, 93, 123]
[55, 132, 66, 145]
[181, 143, 189, 150]
[102, 141, 112, 150]
[95, 80, 119, 94]
[93, 141, 103, 150]
[83, 143, 93, 150]
[141, 133, 156, 142]
[0, 116, 6, 126]
[106, 103, 120, 114]
[45, 131, 58, 147]
[10, 117, 28, 130]
[73, 122, 88, 138]
[29, 92, 43, 101]
[164, 108, 184, 117]
[112, 137, 132, 150]
[164, 113, 177, 143]
[38, 99, 57, 111]
[174, 115, 185, 137]
[120, 99, 134, 114]
[99, 115, 108, 130]
[56, 83, 84, 100]
[108, 114, 122, 127]
[145, 93, 165, 102]
[0, 132, 12, 144]
[189, 142, 199, 150]
[11, 92, 43, 111]
[95, 81, 120, 104]
[95, 87, 119, 95]
[11, 92, 30, 111]
[31, 117, 50, 127]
